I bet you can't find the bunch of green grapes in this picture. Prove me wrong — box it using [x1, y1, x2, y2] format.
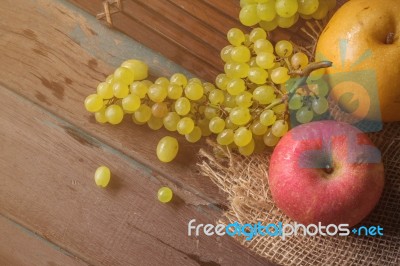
[239, 0, 337, 30]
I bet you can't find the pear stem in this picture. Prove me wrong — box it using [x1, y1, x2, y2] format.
[386, 32, 395, 44]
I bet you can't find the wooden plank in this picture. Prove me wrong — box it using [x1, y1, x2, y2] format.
[0, 86, 272, 265]
[0, 0, 225, 204]
[0, 215, 88, 266]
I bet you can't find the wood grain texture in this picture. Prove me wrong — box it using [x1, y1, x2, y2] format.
[0, 86, 270, 265]
[0, 215, 88, 266]
[0, 0, 274, 265]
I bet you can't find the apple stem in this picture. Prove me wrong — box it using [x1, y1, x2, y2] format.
[386, 32, 395, 44]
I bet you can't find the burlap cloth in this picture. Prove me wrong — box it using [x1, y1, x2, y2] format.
[198, 1, 399, 264]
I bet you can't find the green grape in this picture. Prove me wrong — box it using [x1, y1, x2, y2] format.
[253, 39, 274, 54]
[239, 138, 255, 156]
[249, 28, 267, 43]
[253, 85, 275, 104]
[297, 0, 319, 15]
[113, 82, 130, 98]
[209, 89, 225, 105]
[231, 46, 251, 63]
[132, 114, 146, 125]
[239, 4, 260, 26]
[94, 166, 111, 188]
[170, 73, 188, 87]
[270, 67, 290, 84]
[203, 82, 216, 94]
[248, 67, 268, 84]
[147, 116, 164, 130]
[249, 57, 258, 67]
[163, 112, 180, 131]
[272, 103, 287, 114]
[134, 104, 152, 123]
[204, 106, 219, 120]
[224, 93, 237, 108]
[97, 82, 113, 99]
[221, 45, 234, 62]
[227, 28, 246, 46]
[234, 127, 253, 147]
[174, 97, 191, 116]
[288, 94, 304, 110]
[197, 119, 212, 137]
[151, 102, 169, 118]
[312, 97, 329, 114]
[234, 63, 250, 78]
[224, 62, 236, 78]
[157, 186, 173, 203]
[271, 120, 288, 137]
[275, 0, 298, 18]
[185, 126, 202, 143]
[95, 108, 107, 123]
[177, 117, 195, 135]
[275, 40, 293, 57]
[157, 137, 179, 163]
[225, 117, 239, 130]
[263, 130, 280, 146]
[84, 94, 104, 113]
[105, 104, 124, 125]
[121, 59, 148, 81]
[217, 129, 234, 146]
[259, 17, 279, 31]
[257, 1, 277, 21]
[167, 84, 183, 100]
[215, 74, 230, 90]
[235, 91, 253, 108]
[114, 67, 134, 84]
[307, 79, 329, 97]
[185, 82, 204, 101]
[122, 94, 141, 113]
[155, 77, 170, 87]
[106, 74, 114, 84]
[312, 1, 329, 20]
[148, 84, 168, 103]
[296, 106, 314, 123]
[256, 52, 276, 69]
[291, 52, 309, 69]
[188, 78, 202, 84]
[277, 13, 299, 28]
[251, 120, 268, 135]
[326, 0, 336, 10]
[130, 81, 148, 98]
[142, 80, 153, 88]
[260, 109, 276, 126]
[227, 78, 246, 96]
[230, 107, 251, 126]
[308, 68, 326, 82]
[209, 117, 225, 134]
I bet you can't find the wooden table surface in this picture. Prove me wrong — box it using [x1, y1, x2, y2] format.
[0, 0, 275, 265]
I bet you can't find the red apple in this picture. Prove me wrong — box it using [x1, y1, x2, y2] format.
[268, 121, 384, 226]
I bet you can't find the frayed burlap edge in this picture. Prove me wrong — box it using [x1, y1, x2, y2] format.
[198, 123, 400, 266]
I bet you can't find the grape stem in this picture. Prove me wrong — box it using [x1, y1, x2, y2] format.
[289, 61, 332, 94]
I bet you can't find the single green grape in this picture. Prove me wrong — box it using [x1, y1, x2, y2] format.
[297, 0, 319, 15]
[204, 106, 219, 120]
[256, 1, 277, 21]
[225, 117, 239, 130]
[291, 52, 309, 69]
[148, 84, 168, 103]
[122, 94, 141, 113]
[185, 126, 202, 143]
[231, 45, 251, 63]
[275, 40, 293, 57]
[154, 77, 170, 87]
[227, 28, 245, 46]
[256, 52, 276, 69]
[105, 104, 124, 125]
[288, 94, 304, 110]
[221, 45, 234, 62]
[95, 108, 107, 123]
[249, 27, 267, 43]
[271, 120, 288, 137]
[239, 4, 260, 26]
[229, 107, 251, 126]
[248, 67, 268, 84]
[157, 186, 173, 203]
[235, 91, 253, 108]
[270, 67, 290, 84]
[130, 81, 148, 98]
[174, 97, 191, 116]
[275, 0, 298, 18]
[215, 74, 230, 90]
[177, 117, 195, 135]
[312, 1, 329, 20]
[209, 117, 226, 134]
[134, 104, 152, 123]
[234, 127, 253, 147]
[94, 166, 111, 188]
[151, 102, 169, 118]
[203, 82, 216, 94]
[238, 138, 255, 156]
[217, 129, 234, 146]
[259, 17, 279, 31]
[209, 89, 225, 105]
[251, 120, 268, 135]
[263, 130, 280, 147]
[147, 116, 164, 130]
[227, 78, 246, 96]
[121, 59, 148, 81]
[113, 81, 130, 98]
[184, 82, 204, 101]
[114, 67, 135, 84]
[253, 39, 274, 54]
[97, 82, 113, 99]
[163, 112, 180, 132]
[84, 94, 104, 113]
[296, 106, 314, 123]
[167, 84, 183, 100]
[272, 103, 287, 114]
[170, 73, 188, 87]
[253, 85, 275, 104]
[157, 137, 179, 163]
[312, 97, 329, 115]
[260, 109, 277, 126]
